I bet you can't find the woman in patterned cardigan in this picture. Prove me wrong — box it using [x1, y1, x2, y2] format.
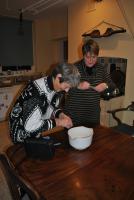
[9, 63, 80, 143]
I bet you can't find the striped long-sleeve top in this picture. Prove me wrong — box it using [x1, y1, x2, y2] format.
[63, 59, 115, 126]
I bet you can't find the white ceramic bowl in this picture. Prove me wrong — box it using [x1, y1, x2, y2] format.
[68, 126, 93, 150]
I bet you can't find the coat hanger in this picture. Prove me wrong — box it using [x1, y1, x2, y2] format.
[102, 21, 125, 30]
[82, 20, 126, 38]
[82, 21, 104, 35]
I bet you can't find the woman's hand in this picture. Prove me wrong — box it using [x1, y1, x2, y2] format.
[78, 81, 90, 90]
[94, 83, 108, 92]
[78, 81, 108, 93]
[56, 113, 73, 128]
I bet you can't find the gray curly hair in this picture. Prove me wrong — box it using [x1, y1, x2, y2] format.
[51, 62, 80, 87]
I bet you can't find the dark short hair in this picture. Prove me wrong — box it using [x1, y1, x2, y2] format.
[82, 39, 99, 56]
[51, 62, 80, 87]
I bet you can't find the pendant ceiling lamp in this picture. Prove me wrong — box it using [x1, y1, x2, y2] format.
[18, 9, 24, 35]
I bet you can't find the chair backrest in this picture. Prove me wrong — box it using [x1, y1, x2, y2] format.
[0, 162, 13, 200]
[107, 101, 134, 125]
[0, 146, 45, 200]
[107, 102, 134, 136]
[0, 153, 20, 200]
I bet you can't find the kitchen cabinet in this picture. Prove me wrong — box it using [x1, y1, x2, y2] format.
[0, 73, 42, 122]
[100, 96, 124, 127]
[0, 85, 23, 121]
[0, 17, 33, 66]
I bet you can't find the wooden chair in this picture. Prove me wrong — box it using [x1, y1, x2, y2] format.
[0, 144, 45, 200]
[107, 101, 134, 136]
[0, 163, 13, 200]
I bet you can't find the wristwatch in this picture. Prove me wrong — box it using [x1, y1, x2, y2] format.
[105, 83, 108, 89]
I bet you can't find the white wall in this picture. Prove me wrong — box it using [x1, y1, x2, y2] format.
[34, 10, 68, 73]
[68, 0, 134, 125]
[33, 0, 134, 124]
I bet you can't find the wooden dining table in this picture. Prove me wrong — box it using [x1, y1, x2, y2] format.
[5, 126, 134, 200]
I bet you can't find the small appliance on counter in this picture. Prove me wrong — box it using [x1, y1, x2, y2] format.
[24, 136, 55, 160]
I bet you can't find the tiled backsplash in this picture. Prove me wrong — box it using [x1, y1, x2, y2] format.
[98, 56, 127, 74]
[98, 56, 127, 96]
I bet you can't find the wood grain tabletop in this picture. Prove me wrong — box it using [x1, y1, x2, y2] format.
[5, 126, 134, 200]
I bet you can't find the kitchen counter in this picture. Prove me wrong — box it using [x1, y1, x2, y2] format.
[0, 73, 42, 88]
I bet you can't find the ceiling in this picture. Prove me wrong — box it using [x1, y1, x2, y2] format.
[0, 0, 77, 20]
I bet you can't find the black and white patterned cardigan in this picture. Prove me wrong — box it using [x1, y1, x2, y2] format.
[9, 76, 62, 143]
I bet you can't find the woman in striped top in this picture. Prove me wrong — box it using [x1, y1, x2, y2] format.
[63, 39, 116, 127]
